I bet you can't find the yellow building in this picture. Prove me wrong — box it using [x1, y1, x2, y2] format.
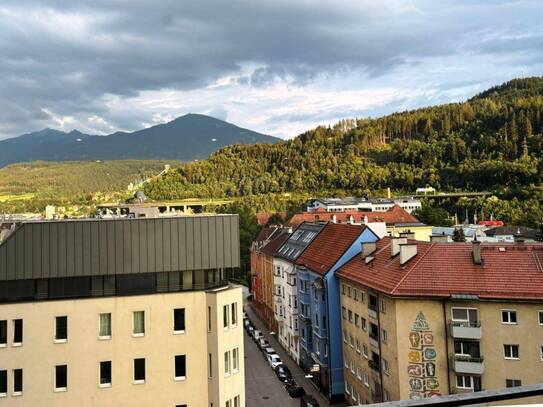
[0, 215, 245, 407]
[337, 237, 543, 405]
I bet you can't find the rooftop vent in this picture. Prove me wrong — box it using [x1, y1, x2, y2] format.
[473, 239, 482, 264]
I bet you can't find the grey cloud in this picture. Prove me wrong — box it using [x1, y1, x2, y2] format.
[0, 0, 541, 138]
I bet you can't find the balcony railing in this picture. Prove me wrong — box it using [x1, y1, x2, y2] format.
[450, 320, 482, 340]
[368, 306, 378, 319]
[451, 355, 485, 375]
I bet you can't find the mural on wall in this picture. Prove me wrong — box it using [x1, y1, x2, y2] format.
[407, 312, 442, 399]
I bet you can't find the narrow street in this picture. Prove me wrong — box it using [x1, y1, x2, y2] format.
[244, 294, 346, 407]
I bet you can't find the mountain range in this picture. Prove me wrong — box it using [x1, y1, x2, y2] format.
[0, 114, 279, 167]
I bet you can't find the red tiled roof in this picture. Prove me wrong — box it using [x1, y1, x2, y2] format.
[336, 237, 543, 300]
[295, 223, 366, 275]
[254, 226, 279, 243]
[288, 205, 421, 228]
[261, 231, 291, 256]
[256, 212, 287, 226]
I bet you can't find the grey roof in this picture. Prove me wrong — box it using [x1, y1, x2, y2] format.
[0, 215, 239, 281]
[274, 222, 325, 262]
[484, 226, 538, 238]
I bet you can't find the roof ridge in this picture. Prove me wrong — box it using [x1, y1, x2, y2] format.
[391, 242, 435, 295]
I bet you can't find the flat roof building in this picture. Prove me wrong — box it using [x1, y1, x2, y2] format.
[0, 215, 244, 407]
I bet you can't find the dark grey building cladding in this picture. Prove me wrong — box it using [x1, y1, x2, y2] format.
[0, 215, 240, 281]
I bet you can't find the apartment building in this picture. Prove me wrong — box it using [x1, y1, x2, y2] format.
[250, 226, 290, 330]
[273, 222, 324, 363]
[336, 236, 543, 405]
[295, 223, 378, 402]
[306, 197, 422, 214]
[0, 215, 245, 407]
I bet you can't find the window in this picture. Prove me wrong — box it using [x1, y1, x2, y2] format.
[354, 313, 359, 327]
[13, 369, 22, 395]
[234, 395, 240, 407]
[175, 355, 186, 380]
[99, 313, 111, 338]
[353, 288, 358, 301]
[356, 338, 361, 353]
[539, 310, 543, 325]
[541, 346, 543, 361]
[133, 311, 145, 336]
[349, 335, 354, 348]
[0, 321, 6, 347]
[55, 365, 67, 391]
[232, 348, 239, 372]
[223, 305, 229, 329]
[342, 284, 346, 295]
[506, 379, 522, 388]
[55, 316, 68, 342]
[347, 286, 352, 297]
[356, 366, 362, 379]
[454, 340, 480, 357]
[342, 307, 346, 319]
[13, 319, 22, 345]
[174, 308, 185, 333]
[380, 299, 386, 313]
[0, 370, 6, 396]
[381, 328, 388, 344]
[451, 308, 479, 326]
[224, 351, 231, 375]
[343, 329, 347, 343]
[361, 317, 367, 331]
[363, 372, 369, 387]
[208, 306, 212, 332]
[504, 344, 519, 359]
[363, 345, 368, 358]
[383, 359, 389, 374]
[384, 390, 390, 401]
[133, 358, 146, 383]
[348, 310, 353, 323]
[231, 303, 237, 326]
[502, 310, 517, 324]
[100, 361, 111, 387]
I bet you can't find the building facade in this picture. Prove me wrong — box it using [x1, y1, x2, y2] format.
[337, 237, 543, 405]
[296, 224, 379, 402]
[0, 215, 245, 407]
[273, 222, 325, 363]
[306, 197, 422, 214]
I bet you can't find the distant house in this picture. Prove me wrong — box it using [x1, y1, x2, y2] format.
[306, 197, 422, 214]
[484, 225, 539, 242]
[288, 205, 432, 241]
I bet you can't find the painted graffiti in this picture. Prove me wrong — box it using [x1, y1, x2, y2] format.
[407, 312, 442, 399]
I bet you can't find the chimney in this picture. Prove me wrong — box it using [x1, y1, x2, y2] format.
[400, 243, 418, 265]
[287, 227, 293, 234]
[348, 215, 354, 224]
[361, 241, 377, 258]
[391, 237, 407, 257]
[472, 238, 482, 265]
[332, 214, 337, 223]
[363, 215, 369, 225]
[399, 230, 415, 239]
[430, 234, 449, 243]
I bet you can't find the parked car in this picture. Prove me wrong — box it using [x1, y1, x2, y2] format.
[246, 325, 254, 335]
[286, 381, 306, 398]
[262, 346, 276, 358]
[274, 364, 292, 381]
[252, 329, 263, 342]
[244, 319, 251, 328]
[243, 311, 248, 320]
[267, 354, 282, 369]
[300, 395, 320, 406]
[256, 337, 269, 350]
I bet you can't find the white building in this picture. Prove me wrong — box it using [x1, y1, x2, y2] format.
[306, 197, 422, 214]
[273, 222, 325, 364]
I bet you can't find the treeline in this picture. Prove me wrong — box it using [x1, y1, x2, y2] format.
[145, 78, 543, 219]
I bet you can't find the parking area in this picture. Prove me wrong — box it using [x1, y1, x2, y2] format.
[244, 304, 342, 407]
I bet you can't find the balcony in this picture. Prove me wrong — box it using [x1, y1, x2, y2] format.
[369, 334, 379, 350]
[450, 320, 482, 340]
[451, 355, 485, 375]
[368, 306, 378, 320]
[372, 388, 382, 403]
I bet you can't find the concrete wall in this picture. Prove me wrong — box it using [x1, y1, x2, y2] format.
[0, 287, 244, 407]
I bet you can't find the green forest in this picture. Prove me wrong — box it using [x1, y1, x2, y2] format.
[145, 77, 543, 227]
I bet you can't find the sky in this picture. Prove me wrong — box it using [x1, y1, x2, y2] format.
[0, 0, 542, 140]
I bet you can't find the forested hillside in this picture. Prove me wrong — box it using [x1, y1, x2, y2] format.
[145, 78, 543, 224]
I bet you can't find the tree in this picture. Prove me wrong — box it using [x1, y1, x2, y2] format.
[452, 227, 466, 242]
[412, 205, 453, 227]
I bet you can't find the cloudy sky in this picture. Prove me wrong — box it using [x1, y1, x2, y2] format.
[0, 0, 542, 140]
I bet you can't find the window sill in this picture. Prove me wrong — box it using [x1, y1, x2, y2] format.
[0, 344, 6, 348]
[174, 376, 186, 381]
[224, 373, 231, 378]
[0, 393, 6, 398]
[133, 380, 145, 385]
[231, 324, 237, 328]
[132, 333, 145, 338]
[12, 343, 22, 347]
[504, 357, 520, 360]
[173, 330, 185, 335]
[98, 335, 111, 341]
[501, 322, 518, 325]
[54, 387, 67, 393]
[13, 391, 22, 397]
[99, 383, 111, 388]
[54, 339, 67, 344]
